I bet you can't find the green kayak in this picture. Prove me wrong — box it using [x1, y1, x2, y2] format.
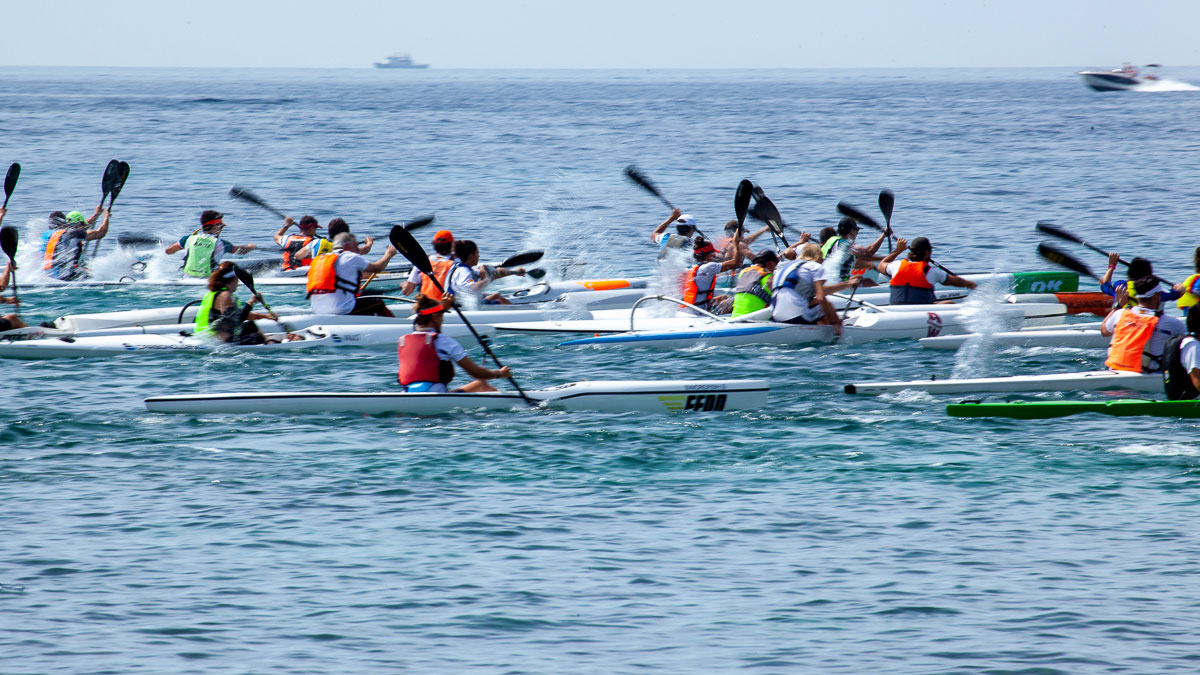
[948, 399, 1200, 419]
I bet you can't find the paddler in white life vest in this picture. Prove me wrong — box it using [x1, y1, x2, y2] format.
[769, 243, 848, 335]
[1173, 247, 1200, 316]
[445, 239, 526, 307]
[1101, 276, 1185, 374]
[274, 215, 332, 271]
[306, 232, 397, 316]
[400, 229, 455, 299]
[681, 230, 743, 315]
[822, 217, 888, 288]
[40, 206, 110, 281]
[652, 209, 696, 258]
[195, 262, 290, 345]
[164, 210, 257, 278]
[876, 237, 977, 305]
[0, 255, 28, 333]
[1163, 307, 1200, 400]
[397, 294, 512, 393]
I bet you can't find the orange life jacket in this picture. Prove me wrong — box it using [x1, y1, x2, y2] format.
[682, 264, 718, 308]
[397, 331, 454, 385]
[420, 257, 456, 300]
[281, 234, 315, 271]
[305, 252, 359, 298]
[889, 259, 936, 305]
[1105, 310, 1160, 373]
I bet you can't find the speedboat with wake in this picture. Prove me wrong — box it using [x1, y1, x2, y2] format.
[1077, 63, 1161, 92]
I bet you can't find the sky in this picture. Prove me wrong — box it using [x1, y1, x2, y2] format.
[0, 0, 1196, 69]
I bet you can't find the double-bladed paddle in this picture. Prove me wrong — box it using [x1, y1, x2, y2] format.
[1037, 242, 1100, 281]
[2, 163, 18, 209]
[229, 186, 288, 220]
[878, 189, 895, 253]
[231, 264, 282, 327]
[498, 249, 544, 268]
[838, 201, 960, 276]
[734, 179, 753, 231]
[1036, 222, 1174, 285]
[1, 226, 19, 305]
[93, 160, 130, 257]
[748, 186, 789, 248]
[389, 224, 533, 406]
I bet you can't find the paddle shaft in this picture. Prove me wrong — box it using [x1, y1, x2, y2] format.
[436, 278, 531, 404]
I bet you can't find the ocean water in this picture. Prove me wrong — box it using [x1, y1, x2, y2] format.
[3, 66, 1200, 673]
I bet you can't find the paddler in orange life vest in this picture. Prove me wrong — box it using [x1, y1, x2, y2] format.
[875, 237, 977, 305]
[681, 229, 743, 315]
[274, 215, 332, 270]
[397, 294, 511, 393]
[400, 230, 455, 299]
[306, 232, 398, 316]
[40, 206, 110, 281]
[1101, 276, 1185, 374]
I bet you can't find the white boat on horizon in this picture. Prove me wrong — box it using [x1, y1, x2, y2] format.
[1077, 63, 1160, 92]
[374, 53, 429, 69]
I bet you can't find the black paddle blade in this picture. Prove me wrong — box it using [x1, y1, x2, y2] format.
[749, 192, 785, 235]
[117, 233, 161, 248]
[0, 226, 17, 260]
[734, 179, 753, 228]
[389, 225, 434, 278]
[3, 163, 19, 203]
[109, 161, 130, 206]
[102, 160, 119, 198]
[1035, 221, 1084, 245]
[232, 264, 256, 295]
[878, 190, 895, 223]
[229, 186, 284, 218]
[403, 215, 436, 231]
[836, 201, 884, 231]
[624, 165, 673, 208]
[1037, 242, 1095, 279]
[500, 250, 544, 268]
[527, 268, 546, 279]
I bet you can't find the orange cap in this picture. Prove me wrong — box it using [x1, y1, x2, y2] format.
[433, 230, 454, 243]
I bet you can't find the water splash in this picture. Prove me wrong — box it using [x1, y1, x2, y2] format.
[950, 268, 1021, 378]
[1133, 78, 1200, 92]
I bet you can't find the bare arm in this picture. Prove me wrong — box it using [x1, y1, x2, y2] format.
[876, 238, 907, 275]
[1189, 368, 1200, 391]
[943, 272, 977, 290]
[358, 236, 374, 255]
[1099, 252, 1120, 286]
[231, 243, 257, 254]
[164, 242, 183, 254]
[362, 246, 397, 274]
[742, 226, 770, 246]
[651, 208, 682, 244]
[273, 217, 294, 247]
[85, 204, 102, 226]
[84, 209, 111, 241]
[717, 228, 744, 273]
[456, 355, 510, 381]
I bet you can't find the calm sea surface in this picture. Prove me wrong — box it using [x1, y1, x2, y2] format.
[3, 66, 1200, 673]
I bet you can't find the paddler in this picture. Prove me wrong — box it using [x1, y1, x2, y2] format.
[306, 232, 397, 316]
[769, 243, 847, 335]
[274, 215, 332, 270]
[397, 294, 511, 392]
[445, 239, 526, 306]
[164, 210, 258, 278]
[326, 218, 373, 254]
[1163, 308, 1200, 400]
[0, 258, 28, 332]
[40, 206, 111, 280]
[1101, 276, 1185, 373]
[717, 220, 770, 260]
[822, 217, 888, 288]
[875, 237, 977, 305]
[400, 229, 454, 298]
[681, 230, 743, 315]
[651, 208, 696, 256]
[1173, 247, 1200, 316]
[731, 250, 779, 317]
[1100, 254, 1180, 310]
[195, 262, 288, 345]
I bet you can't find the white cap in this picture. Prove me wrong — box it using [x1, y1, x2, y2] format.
[1139, 281, 1169, 297]
[676, 214, 695, 226]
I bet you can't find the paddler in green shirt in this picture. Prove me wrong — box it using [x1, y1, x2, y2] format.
[731, 237, 816, 317]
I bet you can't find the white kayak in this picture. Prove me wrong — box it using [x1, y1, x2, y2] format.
[920, 323, 1108, 350]
[0, 323, 493, 360]
[19, 272, 414, 289]
[144, 379, 771, 415]
[554, 303, 1067, 348]
[844, 369, 1160, 396]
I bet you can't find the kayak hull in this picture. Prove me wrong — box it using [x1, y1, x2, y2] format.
[920, 327, 1108, 350]
[144, 379, 771, 415]
[845, 370, 1161, 396]
[947, 398, 1200, 419]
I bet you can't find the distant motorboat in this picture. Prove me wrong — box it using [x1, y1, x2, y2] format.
[374, 53, 429, 69]
[1077, 63, 1160, 92]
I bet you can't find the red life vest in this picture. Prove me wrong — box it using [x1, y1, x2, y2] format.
[1105, 310, 1160, 372]
[397, 331, 454, 385]
[420, 257, 456, 300]
[305, 252, 359, 298]
[281, 234, 315, 271]
[682, 264, 717, 308]
[888, 259, 936, 305]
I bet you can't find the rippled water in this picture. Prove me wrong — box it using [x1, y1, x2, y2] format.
[3, 66, 1200, 673]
